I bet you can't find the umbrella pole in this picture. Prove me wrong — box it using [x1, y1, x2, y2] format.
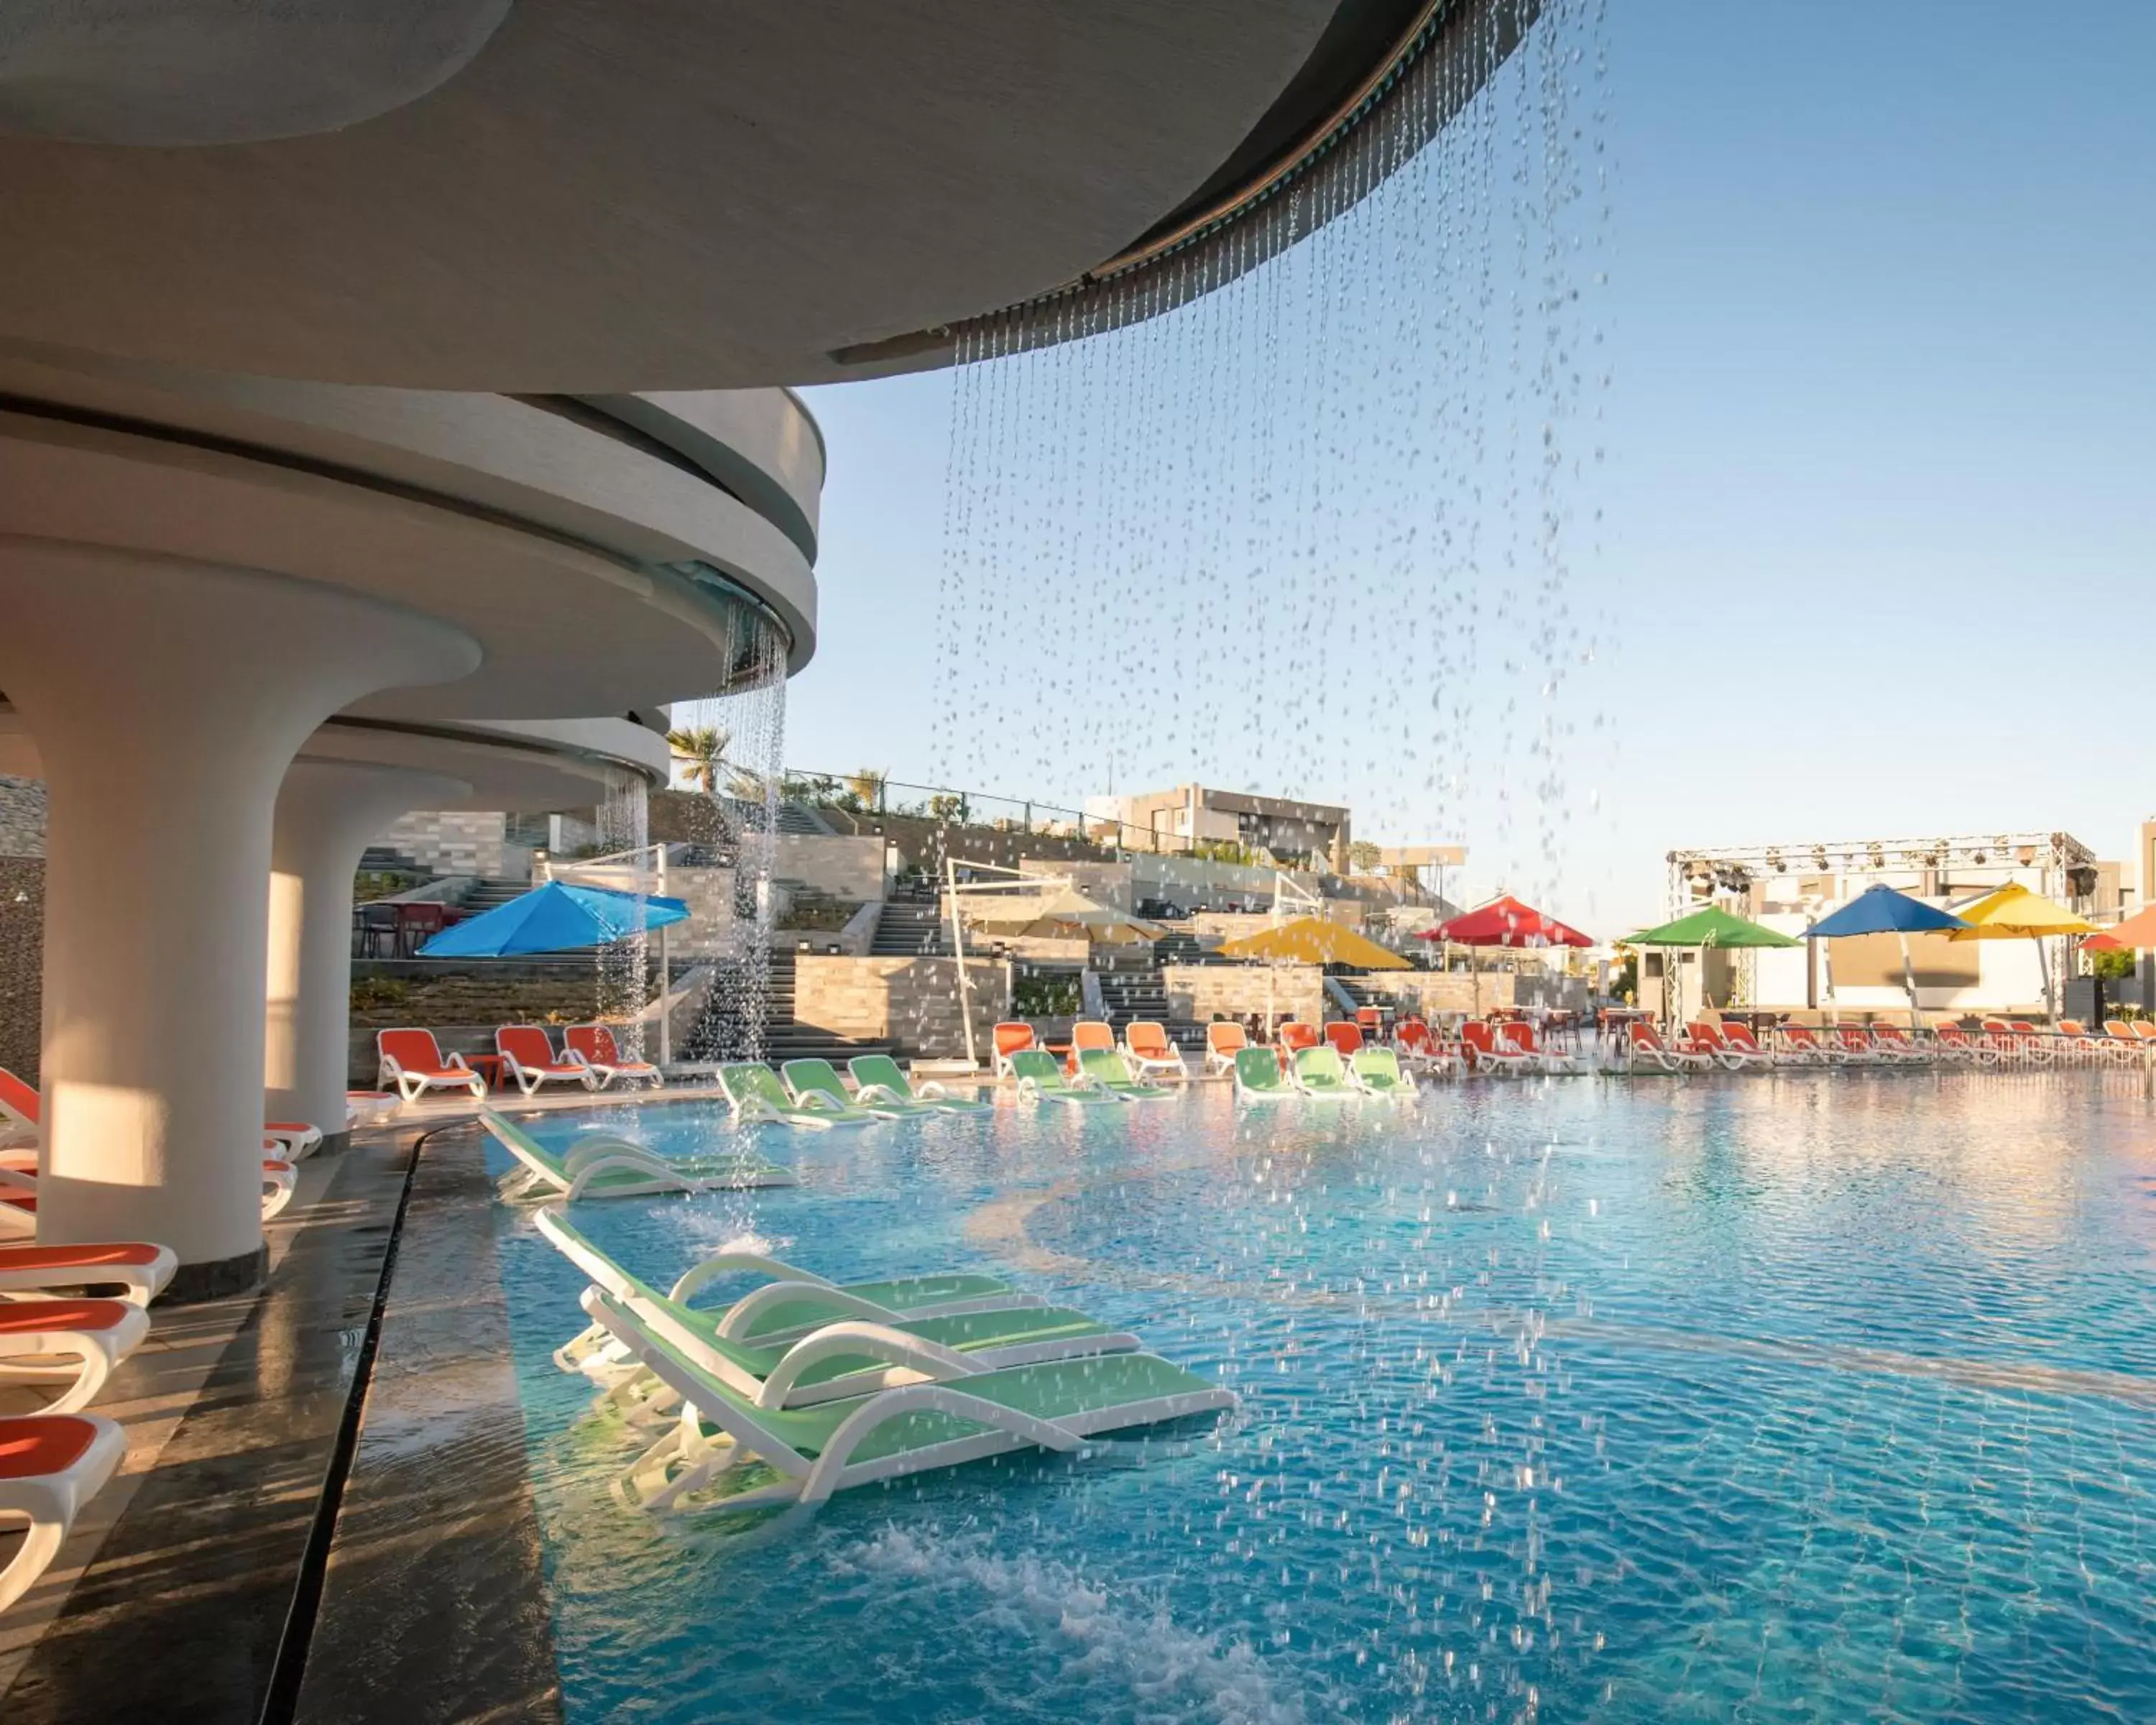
[2036, 935, 2053, 1024]
[1899, 932, 1917, 1023]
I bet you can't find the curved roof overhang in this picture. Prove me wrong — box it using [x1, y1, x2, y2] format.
[0, 1, 1532, 390]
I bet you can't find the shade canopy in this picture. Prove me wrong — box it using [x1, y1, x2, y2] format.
[1804, 884, 1970, 939]
[418, 881, 688, 957]
[1217, 916, 1409, 970]
[2084, 902, 2156, 952]
[1420, 895, 1590, 949]
[972, 892, 1167, 946]
[1622, 906, 1799, 949]
[1944, 883, 2096, 942]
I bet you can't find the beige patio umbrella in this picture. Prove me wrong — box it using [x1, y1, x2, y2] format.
[968, 888, 1167, 946]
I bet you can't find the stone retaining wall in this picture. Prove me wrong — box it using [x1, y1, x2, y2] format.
[794, 956, 1011, 1058]
[0, 857, 42, 1082]
[1162, 962, 1326, 1027]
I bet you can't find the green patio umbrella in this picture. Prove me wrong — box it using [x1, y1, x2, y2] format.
[1621, 906, 1797, 1022]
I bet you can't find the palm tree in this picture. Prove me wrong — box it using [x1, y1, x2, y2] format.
[844, 768, 888, 812]
[667, 724, 730, 794]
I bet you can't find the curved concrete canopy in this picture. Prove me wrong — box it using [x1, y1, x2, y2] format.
[0, 347, 819, 710]
[0, 710, 670, 814]
[0, 1, 1341, 388]
[0, 0, 512, 146]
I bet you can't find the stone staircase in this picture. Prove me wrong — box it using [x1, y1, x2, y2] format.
[1152, 929, 1213, 967]
[870, 901, 949, 957]
[683, 946, 892, 1067]
[1093, 964, 1207, 1053]
[358, 844, 428, 878]
[459, 875, 531, 914]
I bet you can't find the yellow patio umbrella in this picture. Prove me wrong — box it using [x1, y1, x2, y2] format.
[1217, 916, 1409, 970]
[1945, 883, 2096, 1020]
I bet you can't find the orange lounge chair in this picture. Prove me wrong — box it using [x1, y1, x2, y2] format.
[496, 1026, 597, 1098]
[0, 1413, 127, 1613]
[1979, 1018, 2045, 1064]
[1122, 1021, 1188, 1080]
[0, 1297, 150, 1417]
[0, 1241, 177, 1307]
[1, 1156, 291, 1236]
[1354, 1006, 1385, 1044]
[1866, 1023, 1931, 1065]
[1276, 1022, 1321, 1063]
[1625, 1021, 1708, 1074]
[1462, 1021, 1537, 1075]
[4, 1064, 318, 1162]
[1773, 1022, 1835, 1066]
[991, 1022, 1036, 1080]
[1393, 1018, 1462, 1077]
[1717, 1021, 1775, 1065]
[1202, 1022, 1248, 1077]
[377, 1029, 488, 1103]
[1831, 1025, 1882, 1064]
[2009, 1020, 2059, 1064]
[1322, 1021, 1364, 1061]
[2100, 1020, 2150, 1060]
[565, 1024, 663, 1090]
[1931, 1022, 1999, 1066]
[2054, 1020, 2129, 1064]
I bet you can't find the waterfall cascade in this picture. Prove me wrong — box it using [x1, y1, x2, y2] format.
[936, 0, 1612, 910]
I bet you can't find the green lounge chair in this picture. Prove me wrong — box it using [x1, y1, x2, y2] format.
[482, 1108, 794, 1202]
[1008, 1048, 1125, 1108]
[583, 1285, 1237, 1512]
[847, 1054, 992, 1116]
[1291, 1046, 1356, 1100]
[718, 1062, 844, 1130]
[538, 1208, 1136, 1408]
[779, 1058, 899, 1123]
[1076, 1046, 1175, 1100]
[1350, 1046, 1419, 1100]
[1232, 1046, 1294, 1103]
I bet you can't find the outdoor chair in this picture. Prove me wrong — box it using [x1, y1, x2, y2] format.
[497, 1026, 599, 1097]
[991, 1022, 1036, 1079]
[1203, 1021, 1248, 1077]
[566, 1024, 663, 1089]
[377, 1029, 489, 1103]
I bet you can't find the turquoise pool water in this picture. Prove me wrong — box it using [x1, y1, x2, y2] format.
[489, 1076, 2156, 1724]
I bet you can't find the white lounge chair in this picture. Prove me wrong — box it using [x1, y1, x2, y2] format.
[497, 1026, 598, 1097]
[581, 1287, 1235, 1514]
[0, 1298, 150, 1416]
[376, 1029, 487, 1103]
[481, 1109, 793, 1202]
[0, 1241, 178, 1307]
[0, 1413, 126, 1613]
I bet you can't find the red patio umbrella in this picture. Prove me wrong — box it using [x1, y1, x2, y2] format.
[1416, 895, 1591, 1016]
[2082, 903, 2156, 953]
[1419, 895, 1592, 949]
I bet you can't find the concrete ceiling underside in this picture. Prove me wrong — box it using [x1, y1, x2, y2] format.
[0, 1, 1404, 390]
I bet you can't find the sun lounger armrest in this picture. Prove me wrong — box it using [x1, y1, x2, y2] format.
[852, 1083, 905, 1106]
[563, 1154, 700, 1202]
[561, 1135, 667, 1173]
[755, 1320, 980, 1408]
[669, 1252, 832, 1306]
[711, 1279, 902, 1340]
[800, 1381, 1089, 1504]
[912, 1080, 950, 1099]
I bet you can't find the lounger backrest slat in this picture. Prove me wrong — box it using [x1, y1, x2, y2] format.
[498, 1026, 560, 1068]
[992, 1023, 1035, 1059]
[1278, 1023, 1319, 1053]
[379, 1028, 448, 1070]
[1078, 1048, 1138, 1087]
[1008, 1049, 1062, 1087]
[849, 1054, 912, 1097]
[1235, 1046, 1284, 1090]
[1322, 1022, 1362, 1057]
[567, 1025, 620, 1065]
[1072, 1021, 1115, 1054]
[1206, 1023, 1247, 1057]
[1294, 1046, 1348, 1083]
[1127, 1022, 1171, 1056]
[0, 1067, 41, 1127]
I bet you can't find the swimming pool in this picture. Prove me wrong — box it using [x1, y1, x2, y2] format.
[489, 1076, 2156, 1723]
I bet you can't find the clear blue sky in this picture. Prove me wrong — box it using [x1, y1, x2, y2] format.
[788, 0, 2155, 932]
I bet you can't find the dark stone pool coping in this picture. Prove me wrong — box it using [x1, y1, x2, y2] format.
[290, 1123, 562, 1725]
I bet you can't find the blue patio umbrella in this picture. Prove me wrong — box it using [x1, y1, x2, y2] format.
[418, 880, 689, 958]
[1802, 884, 1970, 1015]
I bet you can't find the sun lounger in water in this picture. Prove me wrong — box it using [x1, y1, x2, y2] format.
[0, 1413, 127, 1612]
[538, 1209, 1131, 1408]
[482, 1108, 793, 1202]
[1077, 1048, 1174, 1100]
[582, 1286, 1235, 1513]
[1008, 1049, 1124, 1108]
[847, 1054, 992, 1116]
[718, 1062, 846, 1131]
[1291, 1046, 1355, 1099]
[779, 1059, 896, 1125]
[1349, 1046, 1417, 1099]
[1233, 1046, 1294, 1103]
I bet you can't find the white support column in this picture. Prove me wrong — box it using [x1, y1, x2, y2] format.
[0, 542, 477, 1297]
[267, 762, 469, 1144]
